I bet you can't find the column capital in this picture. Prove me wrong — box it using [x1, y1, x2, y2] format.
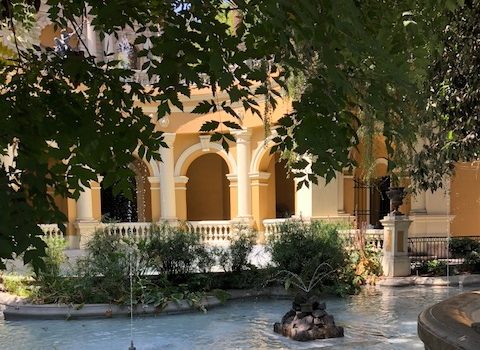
[148, 176, 161, 186]
[162, 133, 176, 148]
[226, 173, 238, 182]
[232, 128, 252, 143]
[249, 172, 271, 181]
[174, 176, 189, 184]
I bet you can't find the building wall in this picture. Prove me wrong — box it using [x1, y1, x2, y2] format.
[451, 163, 480, 236]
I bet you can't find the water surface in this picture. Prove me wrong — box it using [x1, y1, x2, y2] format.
[0, 285, 472, 349]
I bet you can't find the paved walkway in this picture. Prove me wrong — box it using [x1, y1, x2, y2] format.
[378, 274, 480, 287]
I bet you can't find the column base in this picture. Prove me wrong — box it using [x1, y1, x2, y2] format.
[75, 220, 100, 249]
[382, 255, 411, 277]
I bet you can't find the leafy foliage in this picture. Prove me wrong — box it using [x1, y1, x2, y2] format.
[267, 220, 360, 294]
[25, 225, 262, 305]
[217, 226, 255, 272]
[347, 229, 382, 286]
[413, 0, 480, 190]
[144, 223, 215, 276]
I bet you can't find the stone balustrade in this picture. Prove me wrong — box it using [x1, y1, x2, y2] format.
[100, 222, 152, 242]
[187, 220, 233, 243]
[38, 224, 64, 239]
[262, 218, 293, 239]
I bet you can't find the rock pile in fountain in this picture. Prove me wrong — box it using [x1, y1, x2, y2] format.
[274, 295, 344, 341]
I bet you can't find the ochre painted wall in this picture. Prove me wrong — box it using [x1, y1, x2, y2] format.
[186, 153, 230, 220]
[451, 164, 480, 236]
[344, 176, 354, 215]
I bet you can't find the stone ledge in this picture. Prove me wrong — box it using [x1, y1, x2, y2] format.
[1, 287, 289, 320]
[378, 274, 480, 287]
[418, 291, 480, 350]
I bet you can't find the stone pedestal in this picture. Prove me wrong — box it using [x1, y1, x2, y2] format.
[381, 215, 412, 277]
[75, 221, 99, 249]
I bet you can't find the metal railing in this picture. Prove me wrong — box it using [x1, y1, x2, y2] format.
[408, 236, 480, 265]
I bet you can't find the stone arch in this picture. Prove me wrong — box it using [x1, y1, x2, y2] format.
[174, 142, 236, 177]
[250, 138, 276, 173]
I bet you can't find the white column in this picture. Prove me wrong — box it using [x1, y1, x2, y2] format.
[294, 158, 313, 219]
[102, 33, 115, 62]
[234, 129, 252, 220]
[159, 133, 177, 221]
[76, 184, 94, 222]
[75, 182, 98, 249]
[381, 215, 412, 277]
[295, 178, 313, 219]
[84, 18, 98, 58]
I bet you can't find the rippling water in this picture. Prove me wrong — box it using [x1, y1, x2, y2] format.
[0, 285, 473, 349]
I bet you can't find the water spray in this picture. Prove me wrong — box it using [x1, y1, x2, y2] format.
[129, 246, 136, 350]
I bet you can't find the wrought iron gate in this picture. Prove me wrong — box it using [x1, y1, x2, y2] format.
[353, 177, 390, 229]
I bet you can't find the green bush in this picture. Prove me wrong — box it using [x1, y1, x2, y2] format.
[31, 236, 69, 303]
[144, 223, 215, 276]
[449, 238, 480, 258]
[218, 226, 256, 272]
[464, 251, 480, 272]
[267, 220, 355, 294]
[1, 274, 33, 298]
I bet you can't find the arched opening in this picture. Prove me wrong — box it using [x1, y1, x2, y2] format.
[186, 153, 230, 220]
[100, 160, 151, 222]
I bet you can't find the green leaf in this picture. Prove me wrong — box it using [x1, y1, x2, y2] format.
[200, 120, 220, 132]
[222, 121, 242, 129]
[192, 101, 215, 114]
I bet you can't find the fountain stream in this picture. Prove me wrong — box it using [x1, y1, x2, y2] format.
[128, 246, 136, 350]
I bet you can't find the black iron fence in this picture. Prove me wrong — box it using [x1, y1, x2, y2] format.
[408, 236, 480, 267]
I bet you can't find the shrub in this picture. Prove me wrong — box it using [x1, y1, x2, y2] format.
[218, 226, 256, 272]
[449, 238, 480, 258]
[464, 251, 480, 272]
[1, 274, 33, 298]
[347, 229, 382, 286]
[144, 223, 215, 276]
[267, 220, 353, 293]
[31, 236, 69, 303]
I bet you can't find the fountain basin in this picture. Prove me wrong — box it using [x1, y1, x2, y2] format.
[418, 290, 480, 350]
[1, 285, 478, 349]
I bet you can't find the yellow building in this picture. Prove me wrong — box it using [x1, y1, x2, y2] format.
[6, 5, 480, 248]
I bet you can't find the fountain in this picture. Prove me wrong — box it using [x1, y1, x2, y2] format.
[128, 247, 136, 350]
[273, 294, 344, 341]
[271, 263, 344, 341]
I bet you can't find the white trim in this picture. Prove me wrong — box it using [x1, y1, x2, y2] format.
[174, 142, 237, 177]
[250, 137, 275, 173]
